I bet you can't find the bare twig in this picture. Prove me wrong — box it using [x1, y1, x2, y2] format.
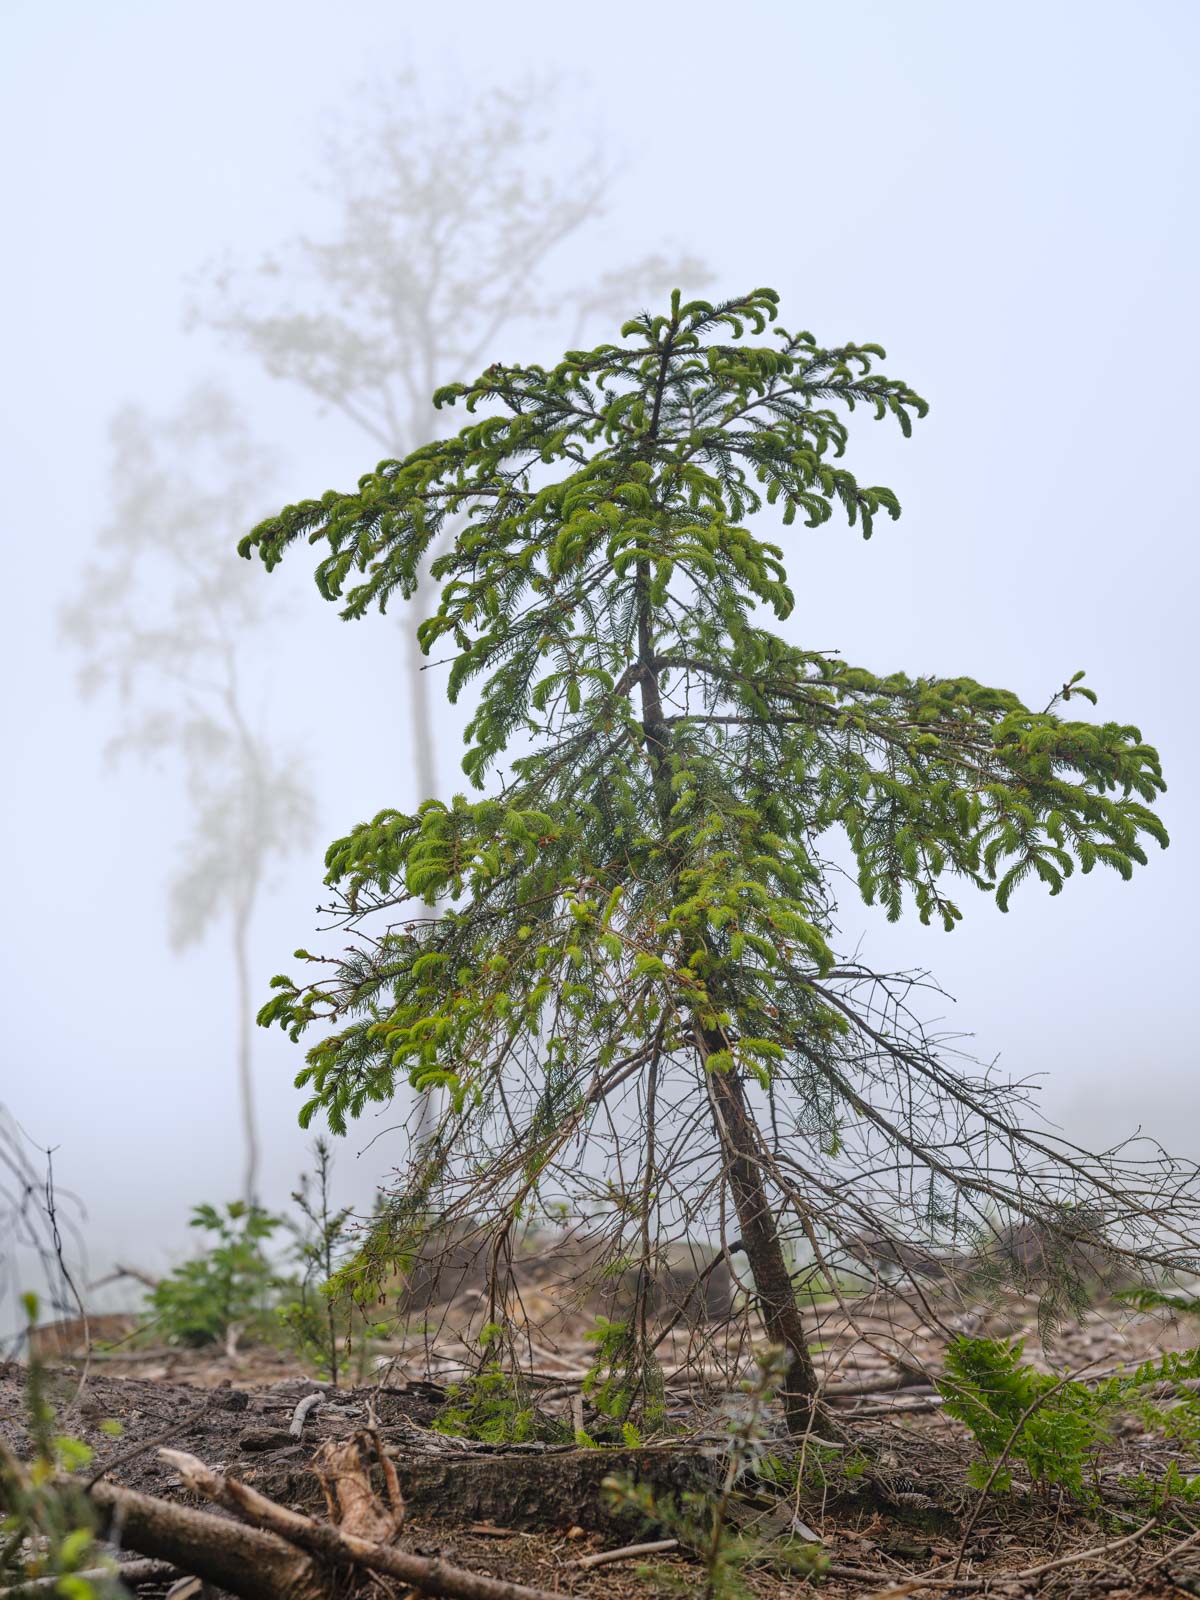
[1009, 1516, 1158, 1583]
[87, 1264, 160, 1293]
[0, 1559, 180, 1597]
[576, 1537, 680, 1569]
[833, 1514, 1161, 1593]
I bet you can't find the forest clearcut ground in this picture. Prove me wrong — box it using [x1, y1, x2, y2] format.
[9, 1291, 1200, 1599]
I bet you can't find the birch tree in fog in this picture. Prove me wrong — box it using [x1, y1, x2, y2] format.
[63, 388, 313, 1204]
[200, 74, 708, 807]
[199, 75, 706, 1142]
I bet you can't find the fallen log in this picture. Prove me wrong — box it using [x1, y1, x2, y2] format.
[82, 1420, 579, 1593]
[385, 1443, 716, 1532]
[160, 1446, 572, 1600]
[84, 1448, 573, 1600]
[822, 1368, 931, 1399]
[87, 1477, 325, 1600]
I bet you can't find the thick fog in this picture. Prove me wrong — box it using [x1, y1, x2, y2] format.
[2, 0, 1197, 1305]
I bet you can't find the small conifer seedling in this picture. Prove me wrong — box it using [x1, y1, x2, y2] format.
[244, 289, 1196, 1432]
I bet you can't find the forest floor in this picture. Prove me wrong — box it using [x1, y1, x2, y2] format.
[7, 1289, 1200, 1600]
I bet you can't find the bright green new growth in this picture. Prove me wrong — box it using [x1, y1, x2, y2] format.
[940, 1334, 1200, 1502]
[245, 286, 1163, 1115]
[148, 1201, 284, 1349]
[242, 288, 1182, 1428]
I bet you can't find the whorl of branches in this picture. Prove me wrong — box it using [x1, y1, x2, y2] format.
[241, 288, 1198, 1393]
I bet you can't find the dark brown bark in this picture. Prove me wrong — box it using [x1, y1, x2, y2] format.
[88, 1477, 323, 1600]
[705, 1058, 818, 1433]
[387, 1445, 716, 1533]
[86, 1449, 575, 1600]
[629, 321, 819, 1435]
[160, 1447, 571, 1600]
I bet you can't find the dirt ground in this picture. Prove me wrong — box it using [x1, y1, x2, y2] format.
[7, 1291, 1200, 1599]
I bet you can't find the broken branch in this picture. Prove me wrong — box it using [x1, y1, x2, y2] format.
[158, 1448, 570, 1600]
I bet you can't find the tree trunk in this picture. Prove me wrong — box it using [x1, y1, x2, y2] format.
[406, 599, 443, 1151]
[703, 1044, 819, 1433]
[406, 621, 438, 817]
[628, 330, 819, 1431]
[630, 488, 819, 1433]
[233, 898, 260, 1207]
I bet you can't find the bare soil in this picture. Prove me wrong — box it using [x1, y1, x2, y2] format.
[8, 1291, 1200, 1598]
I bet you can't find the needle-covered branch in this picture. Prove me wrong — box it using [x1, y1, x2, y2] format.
[243, 288, 1195, 1429]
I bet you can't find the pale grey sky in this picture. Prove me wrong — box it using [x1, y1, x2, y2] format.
[2, 0, 1197, 1287]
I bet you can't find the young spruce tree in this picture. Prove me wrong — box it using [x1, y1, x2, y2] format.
[244, 290, 1193, 1433]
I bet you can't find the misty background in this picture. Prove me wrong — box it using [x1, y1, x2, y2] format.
[2, 0, 1197, 1299]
